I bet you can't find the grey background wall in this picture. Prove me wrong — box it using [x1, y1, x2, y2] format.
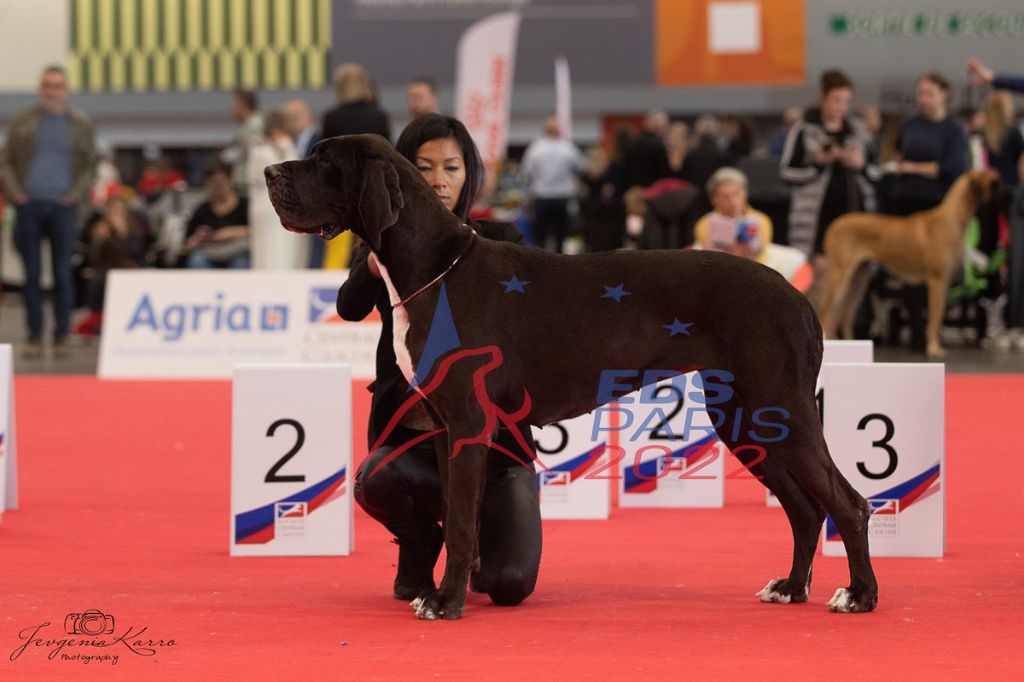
[1, 0, 1023, 148]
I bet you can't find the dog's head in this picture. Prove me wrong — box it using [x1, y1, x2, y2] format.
[265, 134, 405, 250]
[967, 169, 1002, 207]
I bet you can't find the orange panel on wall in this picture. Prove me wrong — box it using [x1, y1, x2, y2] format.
[656, 0, 805, 86]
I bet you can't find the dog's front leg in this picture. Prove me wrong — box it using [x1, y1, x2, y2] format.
[412, 438, 487, 620]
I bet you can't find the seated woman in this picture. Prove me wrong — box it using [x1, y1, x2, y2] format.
[181, 159, 251, 269]
[693, 167, 812, 292]
[74, 195, 147, 336]
[693, 167, 773, 263]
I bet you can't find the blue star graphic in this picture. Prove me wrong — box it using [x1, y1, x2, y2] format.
[663, 318, 693, 336]
[601, 284, 633, 302]
[499, 275, 530, 294]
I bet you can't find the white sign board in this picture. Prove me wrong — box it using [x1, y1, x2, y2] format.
[612, 375, 725, 508]
[533, 412, 610, 520]
[0, 345, 16, 515]
[822, 363, 944, 558]
[231, 364, 353, 556]
[100, 270, 381, 379]
[769, 340, 875, 507]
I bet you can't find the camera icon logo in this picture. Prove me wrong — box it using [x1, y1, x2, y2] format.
[64, 609, 115, 636]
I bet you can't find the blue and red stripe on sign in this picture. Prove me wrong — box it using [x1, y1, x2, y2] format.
[623, 433, 718, 494]
[234, 467, 346, 544]
[536, 442, 607, 487]
[825, 462, 940, 540]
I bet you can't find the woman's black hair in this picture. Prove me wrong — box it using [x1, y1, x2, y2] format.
[395, 114, 484, 221]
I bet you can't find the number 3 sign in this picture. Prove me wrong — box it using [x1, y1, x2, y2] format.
[821, 363, 945, 558]
[231, 364, 354, 556]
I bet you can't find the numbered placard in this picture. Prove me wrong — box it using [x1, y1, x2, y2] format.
[769, 340, 874, 507]
[612, 375, 726, 508]
[533, 411, 611, 520]
[231, 364, 353, 556]
[821, 363, 944, 558]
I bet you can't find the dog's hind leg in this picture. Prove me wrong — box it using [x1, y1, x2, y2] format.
[722, 342, 877, 613]
[754, 462, 826, 605]
[711, 392, 824, 605]
[766, 411, 877, 612]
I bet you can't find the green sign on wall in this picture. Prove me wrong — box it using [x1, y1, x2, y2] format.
[831, 11, 1024, 37]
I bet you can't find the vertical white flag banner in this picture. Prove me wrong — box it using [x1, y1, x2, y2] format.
[554, 56, 572, 141]
[455, 11, 521, 172]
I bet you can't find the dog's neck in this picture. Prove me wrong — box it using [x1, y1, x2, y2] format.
[941, 174, 980, 230]
[370, 166, 474, 305]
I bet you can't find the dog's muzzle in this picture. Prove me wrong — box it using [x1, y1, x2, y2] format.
[264, 165, 345, 240]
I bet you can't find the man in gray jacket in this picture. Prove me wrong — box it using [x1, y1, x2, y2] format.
[0, 65, 95, 358]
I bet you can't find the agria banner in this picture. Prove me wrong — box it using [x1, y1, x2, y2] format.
[98, 270, 380, 379]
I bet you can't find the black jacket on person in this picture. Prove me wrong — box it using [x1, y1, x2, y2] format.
[681, 137, 733, 194]
[321, 100, 391, 142]
[337, 220, 525, 449]
[623, 131, 671, 189]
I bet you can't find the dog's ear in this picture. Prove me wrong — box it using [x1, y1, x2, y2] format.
[357, 159, 404, 251]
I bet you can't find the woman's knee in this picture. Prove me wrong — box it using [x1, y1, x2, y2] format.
[488, 564, 538, 607]
[353, 447, 399, 511]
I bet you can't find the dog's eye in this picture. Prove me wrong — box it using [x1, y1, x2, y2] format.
[318, 156, 330, 167]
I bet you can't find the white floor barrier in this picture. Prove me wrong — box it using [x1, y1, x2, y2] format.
[613, 375, 725, 508]
[0, 344, 17, 518]
[533, 412, 611, 520]
[230, 364, 353, 556]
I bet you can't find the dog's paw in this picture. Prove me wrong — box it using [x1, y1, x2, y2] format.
[926, 345, 947, 360]
[756, 578, 809, 604]
[827, 587, 877, 613]
[410, 589, 466, 620]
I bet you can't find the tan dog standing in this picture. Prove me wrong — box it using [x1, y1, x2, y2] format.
[820, 170, 999, 358]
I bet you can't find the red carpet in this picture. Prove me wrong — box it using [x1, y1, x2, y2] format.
[0, 375, 1021, 680]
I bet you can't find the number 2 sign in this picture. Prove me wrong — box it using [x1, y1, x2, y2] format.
[231, 364, 354, 557]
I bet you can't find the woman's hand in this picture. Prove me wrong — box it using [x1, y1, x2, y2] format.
[91, 221, 112, 242]
[183, 225, 211, 251]
[898, 160, 940, 179]
[838, 144, 865, 171]
[207, 225, 248, 241]
[967, 57, 994, 86]
[728, 242, 758, 260]
[814, 145, 839, 166]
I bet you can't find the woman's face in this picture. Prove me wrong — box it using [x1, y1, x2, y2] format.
[105, 198, 127, 224]
[821, 87, 852, 122]
[916, 79, 947, 119]
[205, 170, 233, 201]
[415, 137, 466, 213]
[712, 181, 747, 218]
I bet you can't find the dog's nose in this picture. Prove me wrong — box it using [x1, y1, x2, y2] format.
[264, 165, 282, 184]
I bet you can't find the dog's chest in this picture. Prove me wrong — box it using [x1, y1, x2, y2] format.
[378, 263, 419, 389]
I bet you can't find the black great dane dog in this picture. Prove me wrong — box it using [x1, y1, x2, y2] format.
[265, 134, 878, 620]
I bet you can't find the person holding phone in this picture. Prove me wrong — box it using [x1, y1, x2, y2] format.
[780, 69, 872, 258]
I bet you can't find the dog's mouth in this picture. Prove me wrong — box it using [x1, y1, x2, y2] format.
[317, 223, 345, 240]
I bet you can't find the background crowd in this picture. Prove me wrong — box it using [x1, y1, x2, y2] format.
[1, 57, 1023, 356]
